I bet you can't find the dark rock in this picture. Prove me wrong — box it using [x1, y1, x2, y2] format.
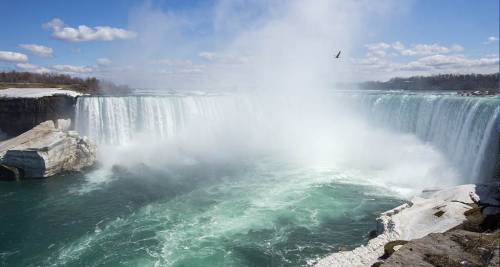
[111, 164, 131, 176]
[0, 95, 76, 136]
[368, 230, 378, 240]
[433, 210, 445, 217]
[380, 240, 408, 259]
[0, 164, 21, 181]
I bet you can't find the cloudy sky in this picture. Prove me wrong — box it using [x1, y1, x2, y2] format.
[0, 0, 498, 89]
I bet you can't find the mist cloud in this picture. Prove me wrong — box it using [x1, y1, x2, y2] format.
[106, 0, 405, 90]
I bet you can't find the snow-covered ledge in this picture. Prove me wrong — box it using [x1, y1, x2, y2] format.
[0, 88, 81, 98]
[314, 184, 497, 267]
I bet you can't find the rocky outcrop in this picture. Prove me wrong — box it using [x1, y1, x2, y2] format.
[0, 120, 96, 180]
[380, 187, 500, 267]
[380, 229, 499, 267]
[314, 184, 499, 267]
[0, 89, 80, 137]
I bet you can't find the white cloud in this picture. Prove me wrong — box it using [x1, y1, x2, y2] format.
[449, 44, 464, 52]
[364, 42, 391, 58]
[51, 64, 93, 74]
[355, 52, 499, 78]
[0, 51, 28, 62]
[365, 41, 464, 57]
[16, 63, 50, 73]
[398, 43, 463, 56]
[353, 41, 489, 79]
[97, 58, 112, 66]
[484, 36, 498, 44]
[392, 41, 405, 51]
[365, 42, 391, 51]
[43, 18, 137, 42]
[198, 52, 217, 61]
[198, 52, 248, 64]
[363, 42, 460, 59]
[18, 44, 53, 57]
[151, 59, 193, 66]
[15, 61, 94, 75]
[408, 54, 499, 70]
[159, 66, 204, 75]
[43, 18, 64, 30]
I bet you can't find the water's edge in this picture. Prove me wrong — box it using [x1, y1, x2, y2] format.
[315, 184, 496, 267]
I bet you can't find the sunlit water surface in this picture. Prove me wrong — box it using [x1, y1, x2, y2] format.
[0, 159, 402, 267]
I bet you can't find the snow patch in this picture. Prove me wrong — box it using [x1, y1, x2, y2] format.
[314, 184, 488, 267]
[0, 88, 81, 98]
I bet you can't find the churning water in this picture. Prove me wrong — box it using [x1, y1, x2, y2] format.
[0, 91, 497, 266]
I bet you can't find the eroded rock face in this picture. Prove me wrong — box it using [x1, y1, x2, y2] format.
[0, 95, 76, 137]
[0, 120, 96, 179]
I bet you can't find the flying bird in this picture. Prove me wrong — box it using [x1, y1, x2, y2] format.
[335, 50, 341, 59]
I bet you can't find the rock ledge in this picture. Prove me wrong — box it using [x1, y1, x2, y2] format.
[0, 120, 96, 180]
[314, 184, 499, 267]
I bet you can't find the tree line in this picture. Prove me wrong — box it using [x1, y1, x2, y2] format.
[0, 71, 132, 95]
[358, 73, 499, 92]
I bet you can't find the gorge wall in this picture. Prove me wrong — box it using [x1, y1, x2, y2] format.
[0, 95, 77, 137]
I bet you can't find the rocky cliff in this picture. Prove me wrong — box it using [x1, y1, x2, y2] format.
[0, 120, 96, 180]
[0, 88, 80, 137]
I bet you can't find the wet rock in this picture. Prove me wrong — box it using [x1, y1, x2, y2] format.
[368, 230, 378, 240]
[0, 120, 96, 179]
[111, 164, 132, 176]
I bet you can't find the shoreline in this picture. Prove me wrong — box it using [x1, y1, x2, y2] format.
[314, 183, 499, 267]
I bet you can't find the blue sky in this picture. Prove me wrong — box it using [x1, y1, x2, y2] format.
[364, 1, 499, 54]
[0, 0, 498, 87]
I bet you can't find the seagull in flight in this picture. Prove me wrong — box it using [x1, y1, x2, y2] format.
[335, 50, 341, 59]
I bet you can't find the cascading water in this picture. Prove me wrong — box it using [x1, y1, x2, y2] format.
[75, 95, 265, 145]
[75, 92, 499, 184]
[352, 93, 499, 183]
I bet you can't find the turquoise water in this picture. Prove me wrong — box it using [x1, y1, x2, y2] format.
[0, 159, 402, 266]
[2, 92, 496, 266]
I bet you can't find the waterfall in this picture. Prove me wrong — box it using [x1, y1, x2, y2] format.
[75, 93, 499, 183]
[353, 93, 499, 183]
[75, 95, 256, 145]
